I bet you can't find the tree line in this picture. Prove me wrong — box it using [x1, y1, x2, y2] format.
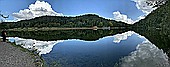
[6, 29, 128, 41]
[0, 14, 130, 29]
[133, 0, 170, 30]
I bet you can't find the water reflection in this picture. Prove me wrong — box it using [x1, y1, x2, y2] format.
[42, 31, 144, 67]
[6, 30, 128, 41]
[113, 31, 135, 43]
[8, 37, 63, 55]
[119, 41, 169, 67]
[7, 31, 169, 67]
[134, 29, 170, 57]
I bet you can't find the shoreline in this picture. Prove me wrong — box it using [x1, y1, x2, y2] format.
[6, 27, 127, 31]
[0, 38, 44, 67]
[10, 42, 44, 67]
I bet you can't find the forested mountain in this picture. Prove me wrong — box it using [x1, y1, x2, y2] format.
[133, 0, 170, 57]
[134, 0, 170, 29]
[0, 14, 130, 29]
[1, 0, 169, 30]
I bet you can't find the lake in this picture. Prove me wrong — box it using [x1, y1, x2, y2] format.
[6, 29, 170, 67]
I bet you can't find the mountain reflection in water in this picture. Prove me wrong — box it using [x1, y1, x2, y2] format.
[7, 31, 169, 67]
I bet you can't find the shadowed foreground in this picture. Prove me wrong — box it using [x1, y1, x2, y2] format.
[0, 42, 36, 67]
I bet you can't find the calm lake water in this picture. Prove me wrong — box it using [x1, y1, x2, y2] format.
[6, 30, 170, 67]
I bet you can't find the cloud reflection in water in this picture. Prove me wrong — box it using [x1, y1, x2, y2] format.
[7, 31, 169, 67]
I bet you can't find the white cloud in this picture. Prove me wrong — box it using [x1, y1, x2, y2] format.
[113, 0, 167, 24]
[132, 0, 158, 14]
[113, 11, 135, 24]
[117, 30, 170, 67]
[7, 37, 64, 55]
[113, 31, 135, 43]
[119, 41, 170, 67]
[132, 0, 167, 14]
[116, 31, 170, 67]
[12, 0, 63, 21]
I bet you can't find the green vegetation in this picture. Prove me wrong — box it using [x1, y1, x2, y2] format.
[134, 29, 170, 57]
[0, 14, 130, 29]
[133, 0, 170, 30]
[6, 29, 128, 41]
[133, 0, 170, 57]
[1, 1, 170, 67]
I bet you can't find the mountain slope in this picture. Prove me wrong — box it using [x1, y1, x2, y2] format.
[133, 1, 170, 57]
[134, 1, 170, 29]
[0, 14, 130, 29]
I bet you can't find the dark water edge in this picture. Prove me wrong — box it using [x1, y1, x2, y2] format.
[41, 31, 146, 67]
[6, 29, 129, 41]
[133, 28, 170, 57]
[6, 29, 170, 57]
[5, 28, 170, 67]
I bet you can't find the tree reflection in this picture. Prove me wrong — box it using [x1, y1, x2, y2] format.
[134, 28, 170, 57]
[6, 29, 128, 41]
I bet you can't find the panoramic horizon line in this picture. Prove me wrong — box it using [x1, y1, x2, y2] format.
[1, 13, 114, 22]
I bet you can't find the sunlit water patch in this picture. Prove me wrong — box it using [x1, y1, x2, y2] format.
[7, 31, 169, 67]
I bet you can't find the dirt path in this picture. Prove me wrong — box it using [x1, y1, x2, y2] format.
[0, 42, 36, 67]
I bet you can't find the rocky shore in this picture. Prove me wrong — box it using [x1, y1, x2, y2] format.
[0, 42, 43, 67]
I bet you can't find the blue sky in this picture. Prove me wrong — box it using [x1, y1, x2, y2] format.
[0, 0, 153, 24]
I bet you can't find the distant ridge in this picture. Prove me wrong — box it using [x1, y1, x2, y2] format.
[0, 14, 130, 29]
